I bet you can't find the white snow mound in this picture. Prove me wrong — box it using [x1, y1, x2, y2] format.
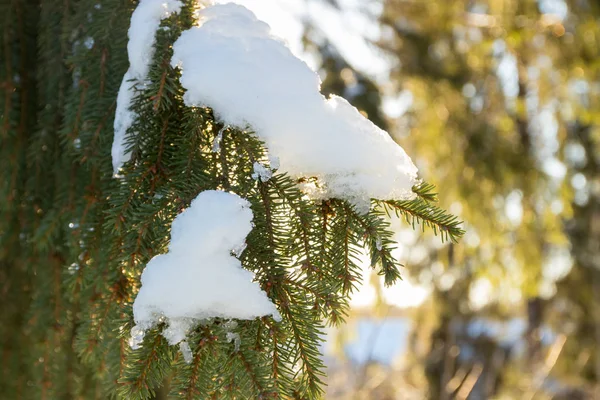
[130, 190, 280, 349]
[112, 0, 182, 175]
[171, 3, 419, 212]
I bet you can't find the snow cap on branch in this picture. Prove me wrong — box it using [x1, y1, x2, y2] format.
[130, 190, 280, 348]
[112, 0, 182, 175]
[171, 3, 419, 213]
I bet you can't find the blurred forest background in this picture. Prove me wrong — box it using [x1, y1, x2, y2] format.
[273, 0, 600, 398]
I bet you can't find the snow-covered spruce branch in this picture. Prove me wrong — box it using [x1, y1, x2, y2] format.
[98, 1, 465, 399]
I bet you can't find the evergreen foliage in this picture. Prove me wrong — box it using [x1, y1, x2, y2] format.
[342, 0, 600, 398]
[0, 1, 462, 398]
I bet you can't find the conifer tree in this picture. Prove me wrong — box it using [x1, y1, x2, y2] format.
[371, 0, 599, 397]
[0, 1, 462, 399]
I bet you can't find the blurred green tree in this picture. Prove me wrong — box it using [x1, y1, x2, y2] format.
[366, 0, 600, 398]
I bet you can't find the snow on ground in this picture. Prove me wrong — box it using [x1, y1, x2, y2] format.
[112, 0, 183, 175]
[172, 3, 418, 212]
[130, 190, 280, 351]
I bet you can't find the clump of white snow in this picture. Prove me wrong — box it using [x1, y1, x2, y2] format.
[171, 3, 418, 213]
[112, 0, 182, 175]
[130, 190, 280, 350]
[252, 162, 273, 182]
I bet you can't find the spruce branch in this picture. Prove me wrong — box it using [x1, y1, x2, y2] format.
[331, 199, 403, 286]
[412, 181, 439, 202]
[118, 331, 174, 400]
[169, 329, 218, 399]
[375, 183, 465, 243]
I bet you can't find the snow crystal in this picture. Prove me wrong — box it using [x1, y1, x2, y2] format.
[68, 263, 79, 275]
[212, 126, 228, 153]
[171, 3, 418, 212]
[251, 162, 273, 182]
[112, 0, 182, 175]
[84, 36, 95, 50]
[232, 242, 247, 258]
[226, 332, 241, 352]
[223, 320, 238, 330]
[179, 341, 193, 364]
[130, 190, 280, 348]
[161, 317, 195, 345]
[223, 319, 241, 351]
[129, 325, 146, 350]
